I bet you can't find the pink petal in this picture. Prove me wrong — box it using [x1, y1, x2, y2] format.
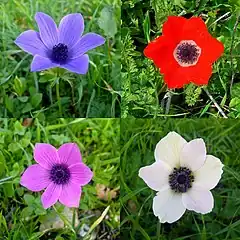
[58, 143, 82, 166]
[34, 143, 59, 169]
[41, 182, 62, 209]
[59, 182, 82, 207]
[68, 163, 93, 186]
[20, 164, 50, 191]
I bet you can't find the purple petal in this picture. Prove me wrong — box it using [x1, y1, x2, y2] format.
[68, 163, 93, 186]
[41, 182, 62, 209]
[35, 12, 58, 49]
[34, 143, 60, 170]
[31, 55, 58, 72]
[70, 33, 105, 59]
[59, 13, 84, 47]
[61, 54, 89, 74]
[58, 143, 82, 166]
[20, 164, 50, 191]
[59, 182, 82, 207]
[14, 30, 48, 57]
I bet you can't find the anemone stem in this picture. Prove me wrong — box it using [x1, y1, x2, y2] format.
[204, 88, 227, 118]
[56, 78, 63, 116]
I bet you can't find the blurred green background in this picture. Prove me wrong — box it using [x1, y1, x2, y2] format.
[121, 118, 240, 239]
[0, 118, 120, 240]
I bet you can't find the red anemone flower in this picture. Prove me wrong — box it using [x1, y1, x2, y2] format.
[144, 16, 224, 89]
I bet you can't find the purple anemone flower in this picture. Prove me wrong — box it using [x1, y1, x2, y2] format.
[14, 12, 105, 74]
[20, 143, 93, 209]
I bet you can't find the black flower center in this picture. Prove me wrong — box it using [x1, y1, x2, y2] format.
[52, 43, 68, 63]
[169, 167, 194, 193]
[50, 164, 70, 185]
[174, 40, 201, 66]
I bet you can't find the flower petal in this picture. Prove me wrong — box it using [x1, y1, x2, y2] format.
[180, 139, 206, 171]
[58, 143, 82, 166]
[31, 55, 58, 72]
[153, 189, 186, 223]
[35, 12, 58, 49]
[144, 36, 178, 75]
[41, 182, 62, 209]
[14, 30, 48, 57]
[154, 132, 187, 168]
[138, 161, 171, 191]
[59, 182, 82, 207]
[182, 188, 213, 214]
[68, 163, 93, 186]
[194, 155, 223, 190]
[162, 16, 187, 43]
[61, 54, 89, 74]
[34, 143, 59, 170]
[70, 33, 105, 59]
[59, 13, 84, 47]
[20, 164, 50, 191]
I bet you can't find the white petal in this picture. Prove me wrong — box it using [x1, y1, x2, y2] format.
[180, 139, 206, 171]
[139, 161, 171, 191]
[182, 188, 213, 214]
[194, 155, 223, 190]
[153, 189, 186, 223]
[154, 132, 187, 168]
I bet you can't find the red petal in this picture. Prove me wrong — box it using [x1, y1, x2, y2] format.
[144, 36, 178, 73]
[181, 17, 224, 63]
[162, 16, 187, 43]
[164, 62, 212, 89]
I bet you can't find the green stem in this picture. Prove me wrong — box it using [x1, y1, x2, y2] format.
[72, 208, 76, 228]
[56, 79, 62, 116]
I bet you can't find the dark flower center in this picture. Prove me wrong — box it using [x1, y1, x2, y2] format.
[52, 43, 68, 63]
[169, 167, 194, 193]
[50, 164, 70, 185]
[174, 40, 201, 66]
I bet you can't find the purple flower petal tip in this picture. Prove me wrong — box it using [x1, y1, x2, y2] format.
[21, 143, 92, 209]
[15, 11, 105, 74]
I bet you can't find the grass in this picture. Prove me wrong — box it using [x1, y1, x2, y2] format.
[122, 0, 240, 118]
[0, 0, 121, 118]
[0, 118, 120, 240]
[121, 118, 240, 239]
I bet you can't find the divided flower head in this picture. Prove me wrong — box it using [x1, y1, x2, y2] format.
[139, 132, 224, 223]
[15, 12, 105, 74]
[144, 16, 224, 89]
[20, 143, 93, 209]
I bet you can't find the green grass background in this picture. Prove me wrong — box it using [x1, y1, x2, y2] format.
[122, 0, 240, 118]
[0, 0, 120, 118]
[0, 118, 120, 240]
[121, 118, 240, 239]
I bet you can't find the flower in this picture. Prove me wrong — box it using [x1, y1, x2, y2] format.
[144, 16, 224, 89]
[20, 143, 93, 209]
[139, 132, 223, 223]
[15, 12, 105, 74]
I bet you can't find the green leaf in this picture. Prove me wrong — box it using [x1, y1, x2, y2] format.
[24, 194, 35, 206]
[4, 96, 14, 113]
[22, 103, 33, 113]
[98, 6, 117, 38]
[3, 183, 14, 197]
[14, 121, 26, 135]
[13, 76, 24, 96]
[8, 142, 20, 152]
[30, 93, 42, 108]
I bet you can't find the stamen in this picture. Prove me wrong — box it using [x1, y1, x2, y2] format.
[50, 164, 70, 185]
[52, 43, 68, 63]
[173, 40, 201, 67]
[169, 167, 194, 193]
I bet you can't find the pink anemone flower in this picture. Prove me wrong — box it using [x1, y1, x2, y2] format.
[20, 143, 93, 209]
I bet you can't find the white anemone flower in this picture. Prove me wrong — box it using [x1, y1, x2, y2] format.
[139, 131, 224, 224]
